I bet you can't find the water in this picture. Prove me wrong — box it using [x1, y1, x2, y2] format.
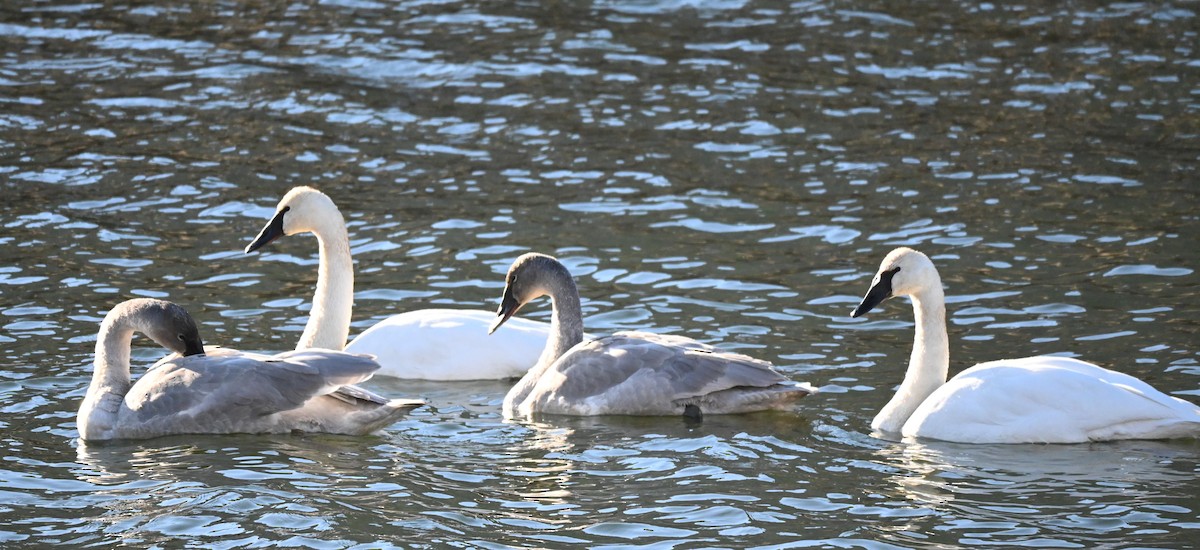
[2, 0, 1198, 546]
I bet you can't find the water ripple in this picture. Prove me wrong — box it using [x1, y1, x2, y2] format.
[1, 0, 1198, 547]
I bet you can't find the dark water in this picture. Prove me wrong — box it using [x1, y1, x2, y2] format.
[2, 0, 1198, 547]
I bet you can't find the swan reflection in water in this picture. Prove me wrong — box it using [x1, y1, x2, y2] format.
[873, 437, 1199, 534]
[73, 435, 415, 542]
[74, 434, 405, 486]
[503, 420, 579, 505]
[499, 411, 814, 501]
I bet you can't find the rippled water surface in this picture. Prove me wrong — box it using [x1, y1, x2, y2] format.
[2, 0, 1199, 547]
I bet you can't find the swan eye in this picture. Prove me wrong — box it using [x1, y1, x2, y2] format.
[873, 266, 900, 287]
[880, 267, 901, 286]
[177, 334, 186, 341]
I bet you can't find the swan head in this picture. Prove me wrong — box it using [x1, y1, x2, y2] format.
[117, 298, 206, 357]
[489, 253, 566, 334]
[245, 186, 340, 253]
[851, 247, 938, 318]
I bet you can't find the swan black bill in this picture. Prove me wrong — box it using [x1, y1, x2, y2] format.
[488, 291, 522, 335]
[183, 336, 206, 357]
[245, 207, 289, 253]
[851, 267, 899, 318]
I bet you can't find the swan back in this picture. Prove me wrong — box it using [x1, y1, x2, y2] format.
[520, 331, 812, 416]
[906, 356, 1200, 443]
[345, 309, 549, 380]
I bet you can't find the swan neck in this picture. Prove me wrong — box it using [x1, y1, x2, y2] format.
[504, 267, 584, 417]
[872, 285, 950, 433]
[540, 274, 585, 369]
[908, 289, 950, 387]
[299, 214, 354, 351]
[79, 312, 141, 439]
[93, 319, 135, 393]
[91, 317, 135, 395]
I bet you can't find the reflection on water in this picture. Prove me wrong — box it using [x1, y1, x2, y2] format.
[1, 0, 1198, 546]
[876, 440, 1200, 546]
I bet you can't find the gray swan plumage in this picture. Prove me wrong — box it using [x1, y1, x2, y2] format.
[77, 298, 422, 441]
[489, 253, 813, 418]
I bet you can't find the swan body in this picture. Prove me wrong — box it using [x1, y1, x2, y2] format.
[490, 253, 813, 418]
[79, 299, 422, 441]
[852, 247, 1200, 444]
[343, 309, 550, 380]
[245, 186, 551, 380]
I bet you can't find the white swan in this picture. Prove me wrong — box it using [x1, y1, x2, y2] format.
[244, 186, 551, 380]
[851, 247, 1200, 444]
[489, 253, 813, 418]
[78, 298, 422, 441]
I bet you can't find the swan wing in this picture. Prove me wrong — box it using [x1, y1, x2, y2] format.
[535, 332, 793, 414]
[905, 356, 1200, 443]
[153, 346, 386, 404]
[124, 349, 381, 429]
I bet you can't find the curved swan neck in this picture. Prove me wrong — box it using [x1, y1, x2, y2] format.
[908, 288, 950, 387]
[298, 208, 354, 351]
[91, 315, 136, 395]
[80, 312, 140, 440]
[539, 267, 585, 369]
[872, 283, 950, 433]
[504, 263, 584, 416]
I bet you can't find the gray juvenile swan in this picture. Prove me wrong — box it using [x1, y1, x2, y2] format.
[78, 298, 422, 441]
[489, 253, 814, 418]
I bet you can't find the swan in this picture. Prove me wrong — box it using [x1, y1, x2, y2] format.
[851, 247, 1200, 444]
[78, 298, 423, 441]
[489, 252, 814, 418]
[244, 186, 552, 380]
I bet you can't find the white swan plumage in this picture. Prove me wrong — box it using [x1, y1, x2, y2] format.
[851, 247, 1200, 444]
[244, 186, 550, 380]
[490, 252, 813, 418]
[78, 298, 422, 441]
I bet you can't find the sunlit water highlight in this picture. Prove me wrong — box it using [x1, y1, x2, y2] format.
[1, 0, 1198, 547]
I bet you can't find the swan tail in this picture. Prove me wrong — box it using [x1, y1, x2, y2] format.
[346, 398, 425, 435]
[327, 384, 393, 406]
[1088, 417, 1200, 442]
[677, 382, 815, 415]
